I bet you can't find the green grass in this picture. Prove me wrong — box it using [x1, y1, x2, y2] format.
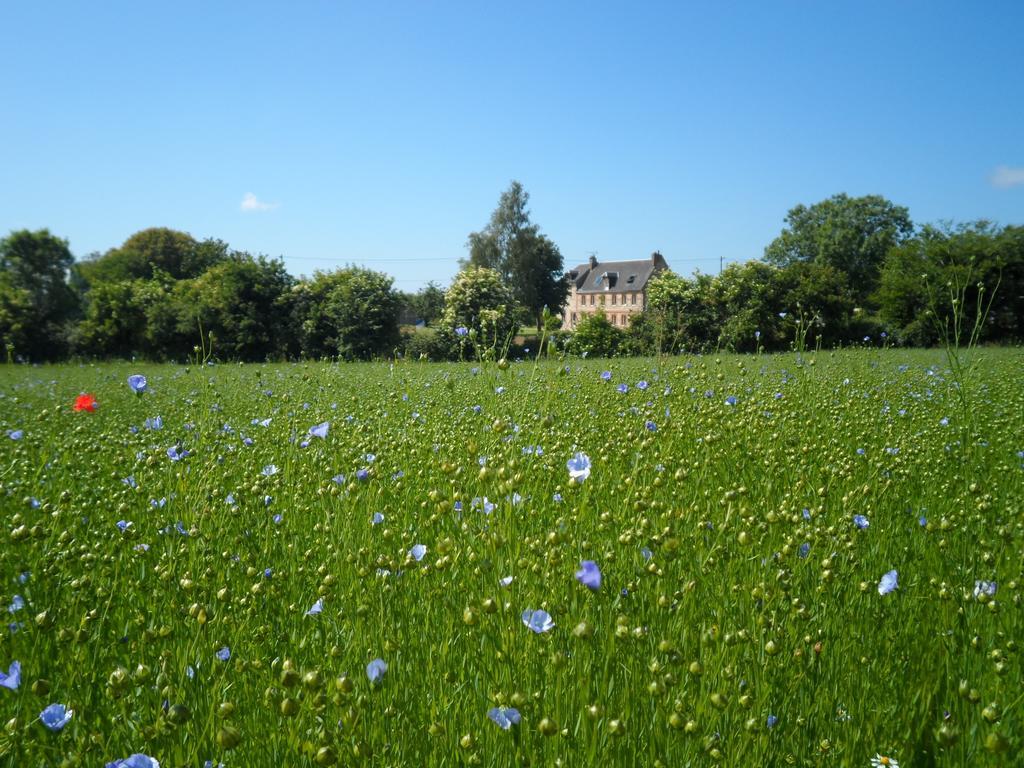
[0, 349, 1021, 767]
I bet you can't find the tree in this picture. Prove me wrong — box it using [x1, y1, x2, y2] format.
[407, 282, 446, 325]
[567, 308, 621, 358]
[642, 270, 721, 353]
[188, 255, 295, 360]
[293, 267, 401, 360]
[764, 194, 913, 304]
[440, 267, 517, 353]
[0, 229, 80, 360]
[878, 222, 1024, 346]
[711, 261, 787, 352]
[77, 228, 228, 285]
[464, 181, 567, 327]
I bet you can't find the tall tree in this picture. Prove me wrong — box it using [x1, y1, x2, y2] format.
[464, 181, 567, 328]
[764, 193, 913, 304]
[0, 229, 80, 360]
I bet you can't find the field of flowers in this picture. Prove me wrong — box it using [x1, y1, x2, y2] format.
[0, 349, 1021, 767]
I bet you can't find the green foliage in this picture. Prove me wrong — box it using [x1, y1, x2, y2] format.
[764, 193, 913, 303]
[465, 181, 567, 326]
[404, 281, 446, 326]
[441, 267, 517, 353]
[566, 308, 622, 357]
[711, 261, 786, 352]
[643, 271, 721, 353]
[77, 228, 228, 284]
[294, 267, 401, 360]
[400, 327, 454, 361]
[0, 229, 80, 360]
[879, 222, 1024, 346]
[188, 255, 295, 361]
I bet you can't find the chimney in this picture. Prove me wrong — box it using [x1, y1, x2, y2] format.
[589, 254, 598, 269]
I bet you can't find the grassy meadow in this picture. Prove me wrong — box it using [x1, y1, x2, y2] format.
[0, 349, 1021, 767]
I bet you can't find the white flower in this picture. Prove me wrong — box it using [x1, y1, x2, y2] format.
[871, 755, 899, 768]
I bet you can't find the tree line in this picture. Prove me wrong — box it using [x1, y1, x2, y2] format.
[1, 186, 1021, 362]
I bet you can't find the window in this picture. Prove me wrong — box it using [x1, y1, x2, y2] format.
[611, 294, 617, 305]
[599, 295, 605, 305]
[631, 293, 636, 305]
[571, 312, 576, 323]
[589, 295, 594, 306]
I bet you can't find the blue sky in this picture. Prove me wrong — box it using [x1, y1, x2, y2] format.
[2, 1, 1021, 291]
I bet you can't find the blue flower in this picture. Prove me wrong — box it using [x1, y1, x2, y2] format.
[798, 542, 810, 558]
[853, 514, 870, 530]
[8, 429, 24, 440]
[174, 521, 189, 537]
[371, 512, 384, 525]
[617, 383, 628, 394]
[973, 580, 997, 599]
[273, 514, 283, 524]
[552, 493, 563, 502]
[105, 754, 160, 768]
[8, 595, 24, 613]
[332, 473, 346, 485]
[878, 569, 898, 596]
[215, 647, 231, 662]
[802, 508, 811, 520]
[640, 547, 653, 561]
[356, 469, 369, 481]
[122, 475, 137, 489]
[263, 568, 273, 579]
[487, 706, 522, 730]
[725, 396, 737, 406]
[166, 446, 189, 462]
[645, 420, 657, 432]
[521, 609, 554, 633]
[308, 422, 329, 439]
[409, 544, 427, 561]
[600, 370, 612, 381]
[637, 380, 649, 390]
[0, 660, 20, 690]
[144, 416, 163, 431]
[566, 452, 591, 483]
[127, 374, 148, 394]
[366, 658, 388, 683]
[455, 326, 468, 337]
[306, 599, 323, 616]
[116, 520, 132, 532]
[766, 714, 778, 728]
[40, 703, 74, 731]
[575, 560, 601, 590]
[262, 464, 279, 477]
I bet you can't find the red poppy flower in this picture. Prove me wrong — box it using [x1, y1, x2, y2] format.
[73, 394, 98, 412]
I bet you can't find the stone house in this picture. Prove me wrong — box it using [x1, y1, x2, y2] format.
[561, 252, 669, 330]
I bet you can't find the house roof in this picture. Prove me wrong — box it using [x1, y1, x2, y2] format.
[566, 253, 668, 294]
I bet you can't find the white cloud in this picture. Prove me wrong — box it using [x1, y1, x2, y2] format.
[990, 166, 1024, 189]
[240, 192, 279, 211]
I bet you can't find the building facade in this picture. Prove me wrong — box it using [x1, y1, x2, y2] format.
[561, 252, 669, 330]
